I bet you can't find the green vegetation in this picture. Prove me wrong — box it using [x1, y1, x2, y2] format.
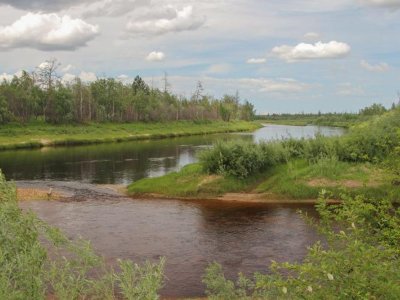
[128, 163, 267, 198]
[129, 107, 400, 202]
[0, 171, 165, 299]
[203, 194, 400, 299]
[0, 120, 260, 150]
[257, 103, 390, 128]
[0, 60, 255, 125]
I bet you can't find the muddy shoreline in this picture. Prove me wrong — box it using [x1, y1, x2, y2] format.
[16, 181, 337, 205]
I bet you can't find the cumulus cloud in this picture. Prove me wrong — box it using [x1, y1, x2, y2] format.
[126, 5, 205, 36]
[146, 51, 165, 61]
[83, 0, 150, 18]
[272, 41, 351, 62]
[0, 72, 14, 82]
[0, 70, 24, 81]
[62, 71, 97, 83]
[361, 0, 400, 8]
[360, 60, 390, 72]
[0, 13, 99, 51]
[246, 58, 267, 64]
[0, 0, 97, 11]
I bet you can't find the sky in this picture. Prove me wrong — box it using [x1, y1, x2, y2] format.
[0, 0, 399, 114]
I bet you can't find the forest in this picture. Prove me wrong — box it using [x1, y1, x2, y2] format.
[0, 60, 255, 124]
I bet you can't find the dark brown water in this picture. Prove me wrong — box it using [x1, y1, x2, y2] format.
[10, 125, 342, 297]
[19, 183, 319, 298]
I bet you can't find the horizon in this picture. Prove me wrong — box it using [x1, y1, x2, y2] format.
[1, 0, 399, 114]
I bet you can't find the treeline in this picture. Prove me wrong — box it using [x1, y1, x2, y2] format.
[256, 103, 397, 127]
[0, 60, 255, 124]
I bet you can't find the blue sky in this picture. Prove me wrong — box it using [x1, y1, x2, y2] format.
[0, 0, 399, 114]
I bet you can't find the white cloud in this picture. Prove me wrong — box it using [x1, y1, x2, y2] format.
[141, 75, 310, 98]
[360, 60, 390, 72]
[272, 41, 351, 62]
[83, 0, 150, 18]
[117, 74, 129, 80]
[246, 58, 267, 64]
[361, 0, 400, 8]
[303, 32, 320, 41]
[62, 73, 77, 83]
[61, 64, 75, 73]
[0, 13, 99, 51]
[145, 51, 165, 61]
[206, 63, 232, 74]
[79, 71, 97, 82]
[126, 5, 205, 36]
[62, 71, 97, 83]
[240, 78, 309, 93]
[0, 70, 25, 81]
[0, 72, 14, 81]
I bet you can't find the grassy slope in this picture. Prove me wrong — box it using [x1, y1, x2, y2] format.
[0, 120, 260, 150]
[128, 160, 400, 202]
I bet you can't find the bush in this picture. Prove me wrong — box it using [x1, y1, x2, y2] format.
[0, 170, 165, 299]
[200, 108, 400, 179]
[203, 193, 400, 299]
[199, 140, 288, 178]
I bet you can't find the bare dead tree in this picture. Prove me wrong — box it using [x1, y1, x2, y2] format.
[35, 58, 60, 120]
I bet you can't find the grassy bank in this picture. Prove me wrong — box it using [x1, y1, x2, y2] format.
[129, 108, 400, 202]
[257, 115, 370, 128]
[128, 160, 399, 202]
[0, 120, 260, 150]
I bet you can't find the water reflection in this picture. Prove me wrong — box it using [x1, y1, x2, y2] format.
[20, 198, 320, 298]
[0, 124, 344, 184]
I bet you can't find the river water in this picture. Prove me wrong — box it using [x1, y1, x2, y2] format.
[1, 124, 344, 298]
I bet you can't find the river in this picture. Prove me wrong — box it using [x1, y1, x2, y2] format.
[1, 124, 344, 298]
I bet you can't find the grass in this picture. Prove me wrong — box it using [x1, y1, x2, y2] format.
[128, 159, 400, 202]
[128, 163, 267, 198]
[255, 159, 399, 201]
[0, 120, 261, 150]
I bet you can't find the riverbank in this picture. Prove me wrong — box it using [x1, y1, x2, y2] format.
[0, 120, 261, 151]
[256, 114, 372, 128]
[128, 160, 400, 203]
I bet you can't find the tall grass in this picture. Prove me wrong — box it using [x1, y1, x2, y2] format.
[199, 108, 400, 179]
[0, 171, 165, 299]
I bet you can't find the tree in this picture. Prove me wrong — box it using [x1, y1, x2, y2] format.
[131, 76, 150, 95]
[35, 59, 60, 121]
[0, 94, 11, 124]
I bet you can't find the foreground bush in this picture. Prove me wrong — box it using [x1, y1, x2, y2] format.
[199, 140, 288, 178]
[0, 171, 165, 299]
[203, 193, 400, 299]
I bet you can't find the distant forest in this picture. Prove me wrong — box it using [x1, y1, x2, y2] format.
[0, 59, 255, 124]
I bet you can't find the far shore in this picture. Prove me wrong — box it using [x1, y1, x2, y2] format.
[0, 120, 261, 151]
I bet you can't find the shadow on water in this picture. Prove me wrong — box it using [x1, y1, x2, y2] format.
[0, 124, 344, 184]
[21, 196, 320, 298]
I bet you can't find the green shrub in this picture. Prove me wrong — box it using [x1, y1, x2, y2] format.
[0, 170, 165, 299]
[199, 140, 288, 178]
[203, 193, 400, 299]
